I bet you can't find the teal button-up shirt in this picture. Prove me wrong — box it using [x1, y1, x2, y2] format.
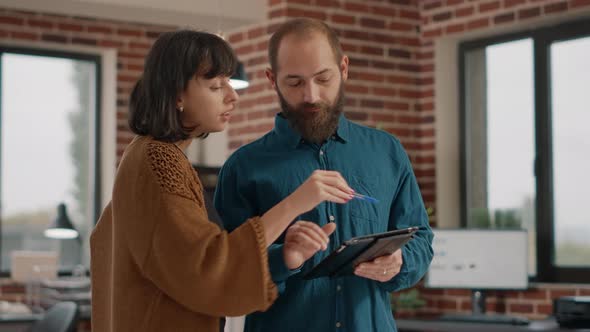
[215, 114, 433, 332]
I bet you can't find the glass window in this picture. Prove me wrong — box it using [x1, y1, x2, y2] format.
[1, 51, 99, 273]
[550, 36, 590, 267]
[463, 39, 537, 276]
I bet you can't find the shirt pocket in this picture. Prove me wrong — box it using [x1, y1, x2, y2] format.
[349, 175, 380, 224]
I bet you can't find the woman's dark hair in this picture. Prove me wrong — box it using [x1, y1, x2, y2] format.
[129, 30, 238, 142]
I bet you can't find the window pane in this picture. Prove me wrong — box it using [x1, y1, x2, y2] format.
[1, 53, 96, 272]
[464, 39, 537, 275]
[551, 37, 590, 267]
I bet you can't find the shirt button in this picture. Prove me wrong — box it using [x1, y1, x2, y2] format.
[329, 215, 335, 222]
[319, 150, 324, 156]
[337, 285, 342, 291]
[336, 322, 342, 328]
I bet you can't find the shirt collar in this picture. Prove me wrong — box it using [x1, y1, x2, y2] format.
[273, 113, 350, 148]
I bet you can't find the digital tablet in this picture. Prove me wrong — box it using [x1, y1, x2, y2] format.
[303, 226, 419, 280]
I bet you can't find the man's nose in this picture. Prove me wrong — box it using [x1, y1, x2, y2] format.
[303, 82, 320, 104]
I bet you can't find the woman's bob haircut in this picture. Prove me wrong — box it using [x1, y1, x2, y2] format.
[129, 30, 238, 142]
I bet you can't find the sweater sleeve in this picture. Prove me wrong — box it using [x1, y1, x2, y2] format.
[128, 143, 277, 317]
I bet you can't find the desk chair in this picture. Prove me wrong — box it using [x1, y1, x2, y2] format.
[30, 302, 78, 332]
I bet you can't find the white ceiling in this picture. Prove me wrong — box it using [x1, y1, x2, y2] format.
[0, 0, 266, 32]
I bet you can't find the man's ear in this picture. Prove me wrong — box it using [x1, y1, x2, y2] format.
[265, 67, 277, 88]
[340, 55, 349, 81]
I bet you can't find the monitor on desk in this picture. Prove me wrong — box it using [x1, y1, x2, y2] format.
[425, 229, 529, 325]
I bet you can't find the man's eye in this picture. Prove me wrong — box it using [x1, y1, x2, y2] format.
[287, 81, 301, 87]
[317, 77, 330, 83]
[210, 86, 222, 91]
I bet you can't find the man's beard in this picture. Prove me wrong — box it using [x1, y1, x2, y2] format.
[277, 83, 345, 145]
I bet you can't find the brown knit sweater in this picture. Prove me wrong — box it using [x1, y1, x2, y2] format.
[90, 136, 277, 332]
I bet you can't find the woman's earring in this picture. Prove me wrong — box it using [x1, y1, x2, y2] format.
[178, 106, 184, 112]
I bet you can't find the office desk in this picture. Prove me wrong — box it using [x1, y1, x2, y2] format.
[397, 318, 590, 332]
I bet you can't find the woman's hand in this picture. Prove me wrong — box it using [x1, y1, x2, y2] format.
[286, 170, 353, 214]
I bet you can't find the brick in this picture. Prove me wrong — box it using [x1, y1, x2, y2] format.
[117, 28, 143, 37]
[0, 16, 24, 25]
[129, 41, 151, 50]
[229, 33, 244, 44]
[388, 49, 411, 59]
[345, 111, 368, 121]
[247, 27, 265, 39]
[479, 1, 501, 12]
[400, 89, 421, 99]
[41, 34, 68, 43]
[331, 14, 355, 25]
[504, 0, 526, 8]
[423, 28, 442, 38]
[370, 5, 397, 17]
[423, 1, 443, 11]
[389, 22, 414, 32]
[360, 46, 383, 56]
[388, 75, 416, 85]
[371, 113, 395, 122]
[446, 23, 465, 34]
[399, 9, 420, 20]
[433, 11, 452, 22]
[544, 2, 568, 13]
[399, 63, 420, 72]
[72, 37, 97, 45]
[521, 289, 548, 300]
[571, 0, 590, 8]
[346, 84, 369, 94]
[58, 22, 84, 32]
[349, 57, 369, 67]
[446, 0, 463, 5]
[467, 18, 490, 30]
[344, 2, 369, 13]
[550, 289, 577, 299]
[389, 0, 412, 5]
[316, 0, 340, 7]
[99, 39, 124, 48]
[372, 60, 396, 69]
[384, 102, 410, 111]
[371, 32, 397, 44]
[28, 19, 53, 28]
[455, 6, 475, 17]
[519, 7, 541, 19]
[373, 87, 396, 97]
[353, 72, 384, 82]
[360, 17, 386, 29]
[509, 303, 534, 314]
[361, 99, 384, 108]
[537, 304, 553, 315]
[494, 12, 515, 24]
[11, 31, 38, 41]
[285, 8, 326, 20]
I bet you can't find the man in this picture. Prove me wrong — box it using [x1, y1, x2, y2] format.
[215, 18, 433, 332]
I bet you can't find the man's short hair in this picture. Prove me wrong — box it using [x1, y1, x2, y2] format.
[268, 18, 343, 73]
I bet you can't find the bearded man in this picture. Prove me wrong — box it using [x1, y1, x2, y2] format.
[215, 18, 433, 332]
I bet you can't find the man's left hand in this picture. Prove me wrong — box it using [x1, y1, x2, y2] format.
[353, 249, 403, 282]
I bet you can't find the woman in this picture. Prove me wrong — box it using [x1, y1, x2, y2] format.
[90, 30, 354, 332]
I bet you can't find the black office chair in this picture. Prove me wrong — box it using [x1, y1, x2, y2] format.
[30, 301, 78, 332]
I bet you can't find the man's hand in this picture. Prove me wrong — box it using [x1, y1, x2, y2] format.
[353, 249, 403, 282]
[283, 221, 337, 270]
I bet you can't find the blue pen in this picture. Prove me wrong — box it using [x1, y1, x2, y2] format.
[352, 192, 379, 203]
